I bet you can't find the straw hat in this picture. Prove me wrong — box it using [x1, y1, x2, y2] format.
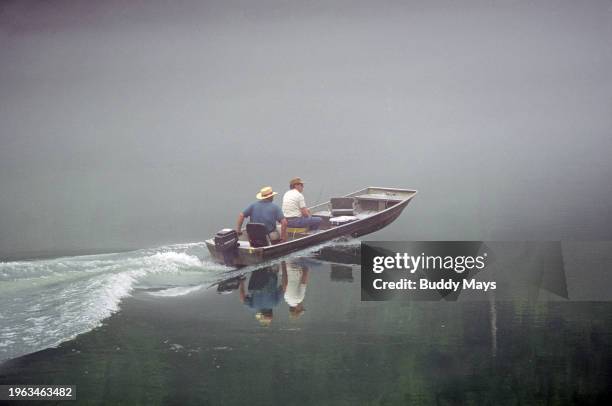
[289, 177, 304, 188]
[256, 186, 278, 200]
[255, 310, 273, 326]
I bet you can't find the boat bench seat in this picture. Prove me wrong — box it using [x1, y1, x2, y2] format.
[287, 227, 309, 238]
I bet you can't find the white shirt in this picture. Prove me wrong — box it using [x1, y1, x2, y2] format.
[284, 267, 307, 307]
[282, 189, 306, 218]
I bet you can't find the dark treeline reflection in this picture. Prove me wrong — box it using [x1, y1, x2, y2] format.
[1, 250, 610, 405]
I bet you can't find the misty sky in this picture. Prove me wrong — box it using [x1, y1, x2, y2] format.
[1, 0, 611, 258]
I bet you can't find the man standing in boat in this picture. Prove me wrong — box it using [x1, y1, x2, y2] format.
[282, 177, 322, 231]
[236, 186, 288, 242]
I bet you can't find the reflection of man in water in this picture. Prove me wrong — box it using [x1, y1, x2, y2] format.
[281, 261, 309, 319]
[239, 266, 284, 326]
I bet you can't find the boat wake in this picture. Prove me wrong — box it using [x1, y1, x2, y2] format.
[0, 242, 229, 362]
[0, 238, 360, 362]
[147, 284, 205, 297]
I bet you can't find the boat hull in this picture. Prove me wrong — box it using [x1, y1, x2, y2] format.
[205, 187, 416, 267]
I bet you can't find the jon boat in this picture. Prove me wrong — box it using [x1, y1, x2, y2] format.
[205, 186, 417, 267]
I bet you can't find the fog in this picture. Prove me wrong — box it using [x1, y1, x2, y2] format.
[1, 0, 611, 259]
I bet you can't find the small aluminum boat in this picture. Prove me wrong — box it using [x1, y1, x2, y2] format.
[205, 186, 417, 267]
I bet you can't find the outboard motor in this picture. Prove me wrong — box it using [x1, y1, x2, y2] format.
[217, 275, 245, 294]
[214, 228, 239, 266]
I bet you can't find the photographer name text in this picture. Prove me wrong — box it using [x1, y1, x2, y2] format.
[372, 278, 496, 292]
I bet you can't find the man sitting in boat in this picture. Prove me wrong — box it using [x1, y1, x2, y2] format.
[236, 186, 288, 243]
[239, 266, 284, 327]
[282, 177, 322, 231]
[281, 260, 309, 320]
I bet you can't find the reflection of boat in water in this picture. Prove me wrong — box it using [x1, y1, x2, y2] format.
[215, 260, 311, 326]
[206, 187, 417, 266]
[330, 264, 354, 283]
[314, 245, 361, 265]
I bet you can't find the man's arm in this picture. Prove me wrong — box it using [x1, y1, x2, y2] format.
[299, 194, 310, 217]
[239, 279, 246, 302]
[281, 262, 288, 292]
[236, 212, 245, 234]
[280, 218, 288, 242]
[301, 269, 309, 284]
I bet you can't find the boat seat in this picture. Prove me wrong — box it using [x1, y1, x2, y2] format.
[330, 197, 355, 217]
[287, 227, 308, 238]
[246, 223, 271, 248]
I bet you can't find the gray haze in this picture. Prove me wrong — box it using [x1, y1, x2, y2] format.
[1, 0, 611, 259]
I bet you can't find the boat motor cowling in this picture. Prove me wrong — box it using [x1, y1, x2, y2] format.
[214, 228, 239, 265]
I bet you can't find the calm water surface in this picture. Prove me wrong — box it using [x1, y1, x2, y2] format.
[1, 246, 610, 405]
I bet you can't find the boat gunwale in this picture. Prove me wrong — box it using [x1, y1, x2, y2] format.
[258, 186, 417, 252]
[307, 186, 417, 213]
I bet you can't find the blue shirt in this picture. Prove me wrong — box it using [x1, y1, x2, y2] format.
[244, 272, 283, 311]
[243, 201, 285, 233]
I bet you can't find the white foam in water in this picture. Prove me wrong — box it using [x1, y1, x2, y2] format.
[0, 242, 229, 362]
[148, 284, 204, 297]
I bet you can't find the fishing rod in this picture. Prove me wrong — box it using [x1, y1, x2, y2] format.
[315, 184, 324, 205]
